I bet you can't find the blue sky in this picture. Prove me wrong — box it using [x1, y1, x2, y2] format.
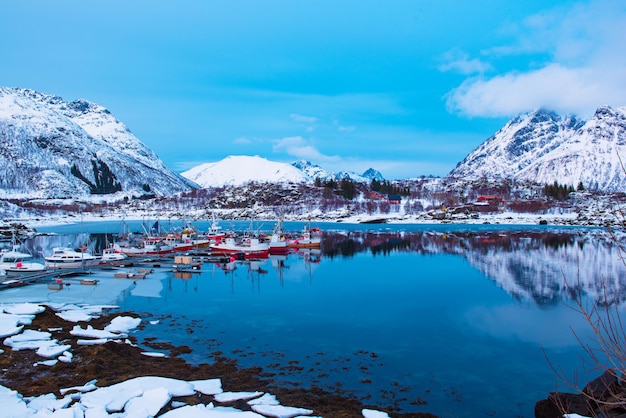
[2, 0, 625, 179]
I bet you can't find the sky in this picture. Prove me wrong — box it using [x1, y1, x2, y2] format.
[1, 0, 625, 180]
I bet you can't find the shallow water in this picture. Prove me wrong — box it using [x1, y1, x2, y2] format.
[22, 222, 626, 417]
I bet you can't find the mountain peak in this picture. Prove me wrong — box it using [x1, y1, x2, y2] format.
[182, 155, 309, 187]
[362, 168, 384, 181]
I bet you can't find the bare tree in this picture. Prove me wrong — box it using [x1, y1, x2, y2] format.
[537, 205, 626, 418]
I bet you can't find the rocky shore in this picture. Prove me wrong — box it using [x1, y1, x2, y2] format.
[0, 305, 437, 418]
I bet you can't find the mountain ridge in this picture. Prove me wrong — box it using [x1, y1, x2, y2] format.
[449, 105, 626, 191]
[0, 87, 197, 199]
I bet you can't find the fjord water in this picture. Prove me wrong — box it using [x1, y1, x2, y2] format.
[32, 222, 626, 417]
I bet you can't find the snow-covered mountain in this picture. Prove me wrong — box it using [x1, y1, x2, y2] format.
[182, 155, 309, 187]
[183, 156, 386, 188]
[449, 106, 626, 191]
[0, 87, 197, 199]
[290, 160, 333, 181]
[291, 160, 384, 183]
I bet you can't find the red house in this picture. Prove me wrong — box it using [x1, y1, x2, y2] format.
[476, 195, 503, 204]
[387, 194, 402, 204]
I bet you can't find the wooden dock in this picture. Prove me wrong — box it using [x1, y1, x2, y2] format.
[0, 268, 94, 290]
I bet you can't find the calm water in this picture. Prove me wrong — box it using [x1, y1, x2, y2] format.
[26, 221, 626, 417]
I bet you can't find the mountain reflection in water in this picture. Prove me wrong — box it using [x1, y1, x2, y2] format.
[321, 229, 626, 305]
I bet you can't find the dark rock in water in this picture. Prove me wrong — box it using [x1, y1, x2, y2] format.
[535, 370, 625, 418]
[583, 369, 619, 400]
[360, 218, 387, 224]
[534, 392, 591, 418]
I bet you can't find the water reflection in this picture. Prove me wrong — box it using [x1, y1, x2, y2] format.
[6, 225, 625, 416]
[14, 228, 626, 307]
[321, 229, 626, 305]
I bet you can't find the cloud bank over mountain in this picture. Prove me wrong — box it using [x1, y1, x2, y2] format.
[443, 0, 626, 118]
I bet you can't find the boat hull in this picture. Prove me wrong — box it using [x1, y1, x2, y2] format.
[44, 258, 100, 269]
[3, 263, 46, 275]
[210, 246, 270, 259]
[269, 243, 290, 255]
[210, 236, 270, 259]
[288, 240, 321, 249]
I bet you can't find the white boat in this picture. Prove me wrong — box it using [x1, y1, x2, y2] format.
[100, 247, 129, 266]
[44, 247, 100, 269]
[113, 236, 174, 257]
[0, 248, 46, 275]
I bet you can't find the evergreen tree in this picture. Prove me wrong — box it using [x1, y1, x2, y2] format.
[341, 178, 356, 200]
[544, 181, 575, 201]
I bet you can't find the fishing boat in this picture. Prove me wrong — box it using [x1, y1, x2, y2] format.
[210, 235, 269, 259]
[0, 247, 46, 275]
[288, 224, 322, 248]
[197, 212, 225, 245]
[113, 236, 174, 257]
[44, 247, 100, 269]
[163, 222, 213, 251]
[163, 233, 196, 252]
[268, 218, 289, 255]
[99, 247, 129, 266]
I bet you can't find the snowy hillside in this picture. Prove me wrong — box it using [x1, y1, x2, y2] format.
[449, 106, 626, 191]
[0, 87, 196, 199]
[183, 156, 386, 188]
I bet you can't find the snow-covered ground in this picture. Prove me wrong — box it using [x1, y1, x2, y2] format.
[6, 204, 586, 232]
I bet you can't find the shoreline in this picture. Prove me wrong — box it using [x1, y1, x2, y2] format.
[0, 305, 436, 417]
[10, 209, 592, 231]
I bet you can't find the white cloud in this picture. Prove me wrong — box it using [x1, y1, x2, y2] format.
[445, 0, 626, 117]
[272, 136, 341, 163]
[446, 64, 620, 117]
[232, 136, 252, 144]
[289, 113, 318, 123]
[438, 50, 492, 75]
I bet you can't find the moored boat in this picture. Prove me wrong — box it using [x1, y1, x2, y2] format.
[163, 233, 195, 252]
[0, 248, 46, 275]
[288, 225, 322, 248]
[113, 236, 174, 257]
[210, 235, 269, 259]
[100, 247, 129, 266]
[44, 247, 100, 269]
[268, 218, 289, 255]
[199, 213, 225, 245]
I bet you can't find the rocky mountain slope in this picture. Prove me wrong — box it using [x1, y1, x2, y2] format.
[449, 106, 626, 191]
[0, 87, 197, 199]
